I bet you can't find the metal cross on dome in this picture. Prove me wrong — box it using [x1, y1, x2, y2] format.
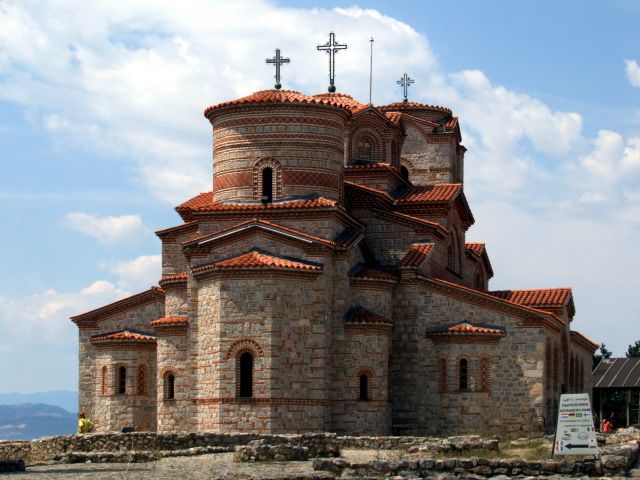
[266, 49, 290, 90]
[317, 32, 347, 92]
[397, 73, 414, 102]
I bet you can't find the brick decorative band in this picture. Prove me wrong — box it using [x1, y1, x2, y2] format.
[192, 397, 331, 406]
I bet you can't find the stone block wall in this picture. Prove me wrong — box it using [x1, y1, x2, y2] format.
[77, 300, 164, 429]
[191, 270, 331, 433]
[390, 279, 549, 435]
[401, 123, 458, 186]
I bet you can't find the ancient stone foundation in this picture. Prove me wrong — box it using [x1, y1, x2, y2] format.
[1, 430, 639, 477]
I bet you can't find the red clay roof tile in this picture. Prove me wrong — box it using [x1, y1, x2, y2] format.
[159, 272, 188, 285]
[193, 250, 322, 274]
[489, 288, 572, 307]
[401, 243, 434, 267]
[395, 184, 462, 203]
[90, 330, 157, 343]
[377, 101, 452, 116]
[465, 243, 485, 255]
[150, 316, 188, 327]
[312, 92, 366, 111]
[384, 111, 402, 124]
[427, 322, 505, 336]
[176, 193, 339, 213]
[205, 89, 354, 117]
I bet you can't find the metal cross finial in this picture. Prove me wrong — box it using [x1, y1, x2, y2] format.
[266, 49, 290, 90]
[317, 32, 347, 92]
[397, 73, 414, 102]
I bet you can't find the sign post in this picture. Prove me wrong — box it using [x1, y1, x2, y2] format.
[553, 393, 598, 456]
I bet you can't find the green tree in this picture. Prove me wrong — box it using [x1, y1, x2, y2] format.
[593, 343, 612, 368]
[626, 340, 640, 358]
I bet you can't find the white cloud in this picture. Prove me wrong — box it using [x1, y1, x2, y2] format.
[626, 59, 640, 87]
[102, 254, 161, 291]
[426, 69, 583, 195]
[62, 212, 147, 245]
[1, 0, 640, 362]
[0, 280, 127, 348]
[0, 1, 438, 204]
[0, 278, 130, 390]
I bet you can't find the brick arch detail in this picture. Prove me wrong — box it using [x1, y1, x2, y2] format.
[161, 366, 179, 378]
[400, 158, 416, 175]
[252, 158, 283, 200]
[350, 126, 385, 163]
[353, 366, 375, 401]
[352, 366, 376, 378]
[455, 353, 471, 391]
[161, 367, 178, 400]
[226, 339, 264, 360]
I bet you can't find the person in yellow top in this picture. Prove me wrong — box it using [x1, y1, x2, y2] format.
[78, 412, 94, 434]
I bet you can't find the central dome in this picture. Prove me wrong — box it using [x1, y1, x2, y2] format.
[205, 89, 351, 204]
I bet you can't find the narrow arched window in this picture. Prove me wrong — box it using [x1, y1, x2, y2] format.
[359, 374, 369, 400]
[261, 167, 273, 204]
[400, 166, 409, 181]
[164, 373, 175, 400]
[474, 270, 483, 290]
[459, 359, 468, 391]
[239, 352, 253, 398]
[117, 366, 127, 395]
[137, 364, 146, 395]
[447, 243, 457, 272]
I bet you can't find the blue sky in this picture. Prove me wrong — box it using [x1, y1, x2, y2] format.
[0, 0, 639, 393]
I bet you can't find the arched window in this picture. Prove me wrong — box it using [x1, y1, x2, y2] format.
[238, 351, 253, 398]
[164, 373, 175, 400]
[400, 166, 409, 181]
[137, 364, 146, 395]
[261, 167, 273, 203]
[474, 270, 483, 290]
[117, 366, 127, 395]
[359, 374, 369, 400]
[447, 244, 457, 272]
[459, 358, 468, 391]
[101, 366, 108, 396]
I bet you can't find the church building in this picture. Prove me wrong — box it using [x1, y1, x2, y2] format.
[71, 53, 597, 435]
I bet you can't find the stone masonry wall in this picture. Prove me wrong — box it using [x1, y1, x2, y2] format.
[192, 269, 331, 433]
[401, 124, 458, 186]
[78, 300, 164, 431]
[391, 278, 549, 436]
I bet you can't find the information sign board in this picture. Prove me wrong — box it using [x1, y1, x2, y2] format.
[554, 393, 598, 455]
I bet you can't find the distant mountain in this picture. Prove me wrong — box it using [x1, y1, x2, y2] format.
[0, 390, 76, 413]
[0, 403, 76, 440]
